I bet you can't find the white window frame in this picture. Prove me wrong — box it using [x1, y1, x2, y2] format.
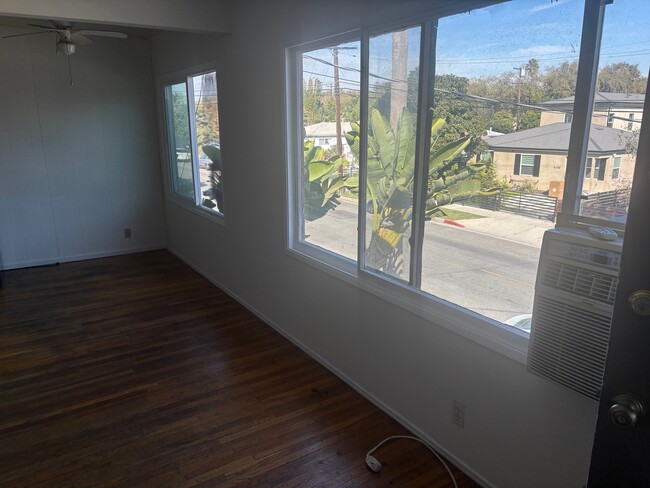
[285, 0, 608, 364]
[158, 64, 225, 225]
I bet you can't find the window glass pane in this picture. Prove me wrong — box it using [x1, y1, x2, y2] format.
[579, 0, 647, 225]
[164, 82, 194, 200]
[419, 0, 584, 329]
[300, 40, 360, 261]
[191, 72, 222, 214]
[365, 26, 421, 281]
[520, 154, 535, 175]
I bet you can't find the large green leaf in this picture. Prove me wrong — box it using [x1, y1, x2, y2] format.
[429, 136, 471, 176]
[202, 145, 222, 171]
[370, 109, 395, 175]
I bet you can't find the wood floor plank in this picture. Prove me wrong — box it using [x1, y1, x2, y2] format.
[0, 251, 479, 487]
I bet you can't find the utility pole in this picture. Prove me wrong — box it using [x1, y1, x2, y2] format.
[332, 47, 343, 157]
[330, 46, 357, 175]
[514, 65, 526, 130]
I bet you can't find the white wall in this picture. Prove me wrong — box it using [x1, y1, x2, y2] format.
[0, 27, 165, 269]
[152, 2, 598, 487]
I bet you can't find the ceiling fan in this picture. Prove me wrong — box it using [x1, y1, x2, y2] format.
[2, 21, 128, 56]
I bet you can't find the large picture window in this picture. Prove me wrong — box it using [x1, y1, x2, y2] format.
[287, 0, 646, 351]
[163, 70, 223, 215]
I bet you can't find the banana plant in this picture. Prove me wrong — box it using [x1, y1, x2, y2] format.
[344, 107, 494, 275]
[303, 139, 358, 221]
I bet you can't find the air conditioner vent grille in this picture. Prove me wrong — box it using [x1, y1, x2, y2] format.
[528, 296, 611, 401]
[541, 260, 618, 304]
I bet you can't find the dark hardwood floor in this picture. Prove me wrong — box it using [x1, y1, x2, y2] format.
[0, 251, 479, 487]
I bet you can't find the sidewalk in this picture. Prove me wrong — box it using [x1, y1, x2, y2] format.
[435, 203, 555, 248]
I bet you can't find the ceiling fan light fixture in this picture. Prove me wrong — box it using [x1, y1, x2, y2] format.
[56, 39, 75, 56]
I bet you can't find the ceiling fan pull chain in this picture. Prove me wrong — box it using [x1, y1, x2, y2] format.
[67, 55, 74, 86]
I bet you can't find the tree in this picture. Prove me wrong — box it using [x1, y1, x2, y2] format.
[518, 110, 540, 130]
[597, 62, 647, 94]
[489, 110, 515, 133]
[431, 74, 489, 156]
[194, 72, 220, 147]
[543, 60, 579, 100]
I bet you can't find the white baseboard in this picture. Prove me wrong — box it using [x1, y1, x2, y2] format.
[167, 245, 493, 488]
[1, 244, 167, 271]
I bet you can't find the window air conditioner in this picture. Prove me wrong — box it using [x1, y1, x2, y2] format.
[527, 225, 623, 401]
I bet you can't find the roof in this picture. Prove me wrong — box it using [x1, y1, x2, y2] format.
[305, 122, 353, 137]
[486, 122, 629, 155]
[541, 92, 645, 111]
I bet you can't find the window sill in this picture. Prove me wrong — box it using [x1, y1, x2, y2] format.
[286, 244, 530, 365]
[167, 194, 225, 226]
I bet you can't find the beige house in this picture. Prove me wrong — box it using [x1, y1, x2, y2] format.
[304, 121, 354, 160]
[486, 122, 635, 194]
[540, 92, 644, 131]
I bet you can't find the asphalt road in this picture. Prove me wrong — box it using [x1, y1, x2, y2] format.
[304, 200, 541, 323]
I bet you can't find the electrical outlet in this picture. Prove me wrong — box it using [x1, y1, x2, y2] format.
[452, 400, 465, 428]
[123, 228, 132, 239]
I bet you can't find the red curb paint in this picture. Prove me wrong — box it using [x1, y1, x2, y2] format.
[443, 219, 465, 228]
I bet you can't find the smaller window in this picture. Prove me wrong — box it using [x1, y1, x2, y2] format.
[318, 138, 330, 145]
[627, 113, 635, 131]
[606, 113, 614, 128]
[564, 113, 573, 124]
[612, 156, 621, 180]
[585, 157, 593, 178]
[163, 70, 223, 215]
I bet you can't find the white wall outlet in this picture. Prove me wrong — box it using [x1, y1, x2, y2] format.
[452, 400, 465, 428]
[123, 228, 132, 238]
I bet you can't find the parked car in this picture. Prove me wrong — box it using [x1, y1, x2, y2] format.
[504, 314, 532, 333]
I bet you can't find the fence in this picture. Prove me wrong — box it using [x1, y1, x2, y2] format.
[462, 191, 559, 222]
[462, 187, 632, 222]
[580, 188, 631, 220]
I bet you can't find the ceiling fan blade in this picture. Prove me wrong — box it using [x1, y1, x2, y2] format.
[70, 32, 93, 45]
[77, 29, 127, 39]
[2, 31, 52, 39]
[27, 23, 59, 30]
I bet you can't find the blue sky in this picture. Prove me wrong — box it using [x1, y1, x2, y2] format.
[302, 0, 650, 90]
[437, 0, 650, 77]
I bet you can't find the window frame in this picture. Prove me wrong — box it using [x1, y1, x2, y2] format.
[285, 0, 608, 364]
[158, 63, 225, 225]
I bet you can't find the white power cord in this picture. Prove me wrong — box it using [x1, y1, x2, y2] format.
[365, 435, 459, 488]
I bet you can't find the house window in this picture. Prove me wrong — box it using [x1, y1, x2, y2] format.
[514, 154, 541, 177]
[585, 157, 606, 181]
[607, 113, 614, 128]
[318, 138, 331, 145]
[564, 113, 573, 124]
[627, 113, 635, 131]
[612, 156, 621, 179]
[163, 70, 223, 215]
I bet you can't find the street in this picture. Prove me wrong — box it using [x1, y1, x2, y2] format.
[305, 199, 543, 323]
